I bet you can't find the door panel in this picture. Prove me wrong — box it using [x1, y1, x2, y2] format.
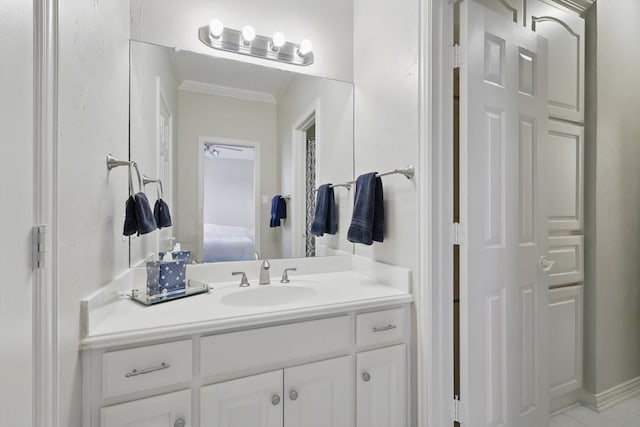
[201, 370, 283, 427]
[460, 2, 550, 426]
[284, 356, 354, 427]
[0, 1, 34, 425]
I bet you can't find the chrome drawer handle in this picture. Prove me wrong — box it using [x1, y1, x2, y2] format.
[372, 324, 397, 333]
[125, 362, 170, 378]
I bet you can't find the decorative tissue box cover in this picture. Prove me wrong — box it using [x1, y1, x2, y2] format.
[171, 250, 192, 262]
[146, 260, 187, 296]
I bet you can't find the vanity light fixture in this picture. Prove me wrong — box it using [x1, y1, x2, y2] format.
[199, 21, 314, 66]
[209, 19, 224, 39]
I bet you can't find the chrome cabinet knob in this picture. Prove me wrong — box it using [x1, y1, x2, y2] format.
[174, 419, 186, 427]
[362, 372, 371, 382]
[289, 390, 299, 401]
[271, 394, 281, 405]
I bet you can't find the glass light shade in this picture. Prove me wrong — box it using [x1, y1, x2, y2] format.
[209, 19, 224, 38]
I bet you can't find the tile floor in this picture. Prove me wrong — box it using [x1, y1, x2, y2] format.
[551, 394, 640, 427]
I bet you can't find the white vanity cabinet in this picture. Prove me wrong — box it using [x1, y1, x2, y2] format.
[200, 356, 354, 427]
[101, 389, 190, 427]
[356, 344, 407, 427]
[82, 305, 411, 427]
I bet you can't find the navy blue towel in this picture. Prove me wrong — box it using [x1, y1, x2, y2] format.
[123, 195, 138, 236]
[347, 173, 384, 245]
[311, 184, 338, 236]
[154, 199, 172, 229]
[134, 192, 157, 235]
[270, 195, 287, 227]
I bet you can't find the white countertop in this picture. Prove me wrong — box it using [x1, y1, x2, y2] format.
[82, 269, 413, 350]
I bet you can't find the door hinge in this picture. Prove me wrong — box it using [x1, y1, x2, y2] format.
[451, 395, 465, 423]
[452, 44, 462, 68]
[32, 225, 47, 270]
[452, 222, 465, 245]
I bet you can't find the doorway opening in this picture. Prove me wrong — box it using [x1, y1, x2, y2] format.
[200, 140, 258, 262]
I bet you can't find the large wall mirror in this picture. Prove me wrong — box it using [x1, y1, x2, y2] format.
[129, 40, 354, 266]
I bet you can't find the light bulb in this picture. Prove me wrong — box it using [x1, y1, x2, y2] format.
[209, 19, 224, 38]
[298, 39, 313, 56]
[272, 32, 286, 50]
[241, 25, 256, 45]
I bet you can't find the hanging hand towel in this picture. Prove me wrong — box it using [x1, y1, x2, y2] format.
[311, 184, 338, 236]
[153, 198, 172, 229]
[123, 195, 138, 236]
[134, 192, 157, 235]
[270, 195, 287, 227]
[347, 172, 384, 245]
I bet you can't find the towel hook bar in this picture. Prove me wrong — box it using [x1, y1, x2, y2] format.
[107, 154, 143, 196]
[106, 153, 132, 170]
[346, 165, 415, 185]
[313, 182, 352, 193]
[143, 175, 164, 199]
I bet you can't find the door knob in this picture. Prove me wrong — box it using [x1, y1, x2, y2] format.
[539, 256, 555, 272]
[289, 390, 299, 401]
[174, 419, 186, 427]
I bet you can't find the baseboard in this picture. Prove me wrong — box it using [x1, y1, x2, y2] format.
[580, 376, 640, 412]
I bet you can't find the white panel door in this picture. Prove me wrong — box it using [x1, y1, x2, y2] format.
[101, 389, 190, 427]
[356, 345, 406, 427]
[284, 356, 354, 427]
[0, 1, 34, 426]
[460, 1, 550, 426]
[548, 285, 583, 399]
[201, 370, 283, 427]
[528, 0, 585, 123]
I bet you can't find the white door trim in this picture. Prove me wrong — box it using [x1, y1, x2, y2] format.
[417, 0, 455, 426]
[290, 99, 320, 259]
[34, 0, 58, 426]
[196, 136, 262, 262]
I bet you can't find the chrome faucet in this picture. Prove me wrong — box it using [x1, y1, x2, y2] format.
[259, 259, 271, 285]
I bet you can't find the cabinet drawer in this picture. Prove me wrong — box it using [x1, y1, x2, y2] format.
[201, 316, 351, 378]
[356, 308, 405, 349]
[102, 340, 192, 399]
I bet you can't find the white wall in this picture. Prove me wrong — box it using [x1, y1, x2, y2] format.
[177, 90, 279, 258]
[204, 157, 255, 230]
[353, 0, 420, 274]
[130, 0, 354, 82]
[57, 1, 131, 426]
[277, 74, 355, 257]
[584, 0, 640, 395]
[129, 40, 180, 264]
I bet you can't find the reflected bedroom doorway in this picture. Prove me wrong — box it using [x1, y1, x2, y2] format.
[198, 138, 260, 262]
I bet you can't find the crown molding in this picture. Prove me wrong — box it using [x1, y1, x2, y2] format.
[552, 0, 595, 15]
[179, 80, 276, 104]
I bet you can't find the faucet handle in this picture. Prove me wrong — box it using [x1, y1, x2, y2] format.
[232, 271, 250, 287]
[280, 268, 297, 283]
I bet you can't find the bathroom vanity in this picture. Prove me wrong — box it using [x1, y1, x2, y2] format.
[81, 258, 413, 427]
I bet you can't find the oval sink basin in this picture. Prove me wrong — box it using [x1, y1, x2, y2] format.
[220, 285, 317, 307]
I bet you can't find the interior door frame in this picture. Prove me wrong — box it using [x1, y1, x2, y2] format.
[416, 0, 456, 426]
[196, 136, 262, 262]
[34, 0, 57, 425]
[291, 98, 321, 259]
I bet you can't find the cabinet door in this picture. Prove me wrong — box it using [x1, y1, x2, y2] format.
[201, 370, 283, 427]
[356, 345, 406, 427]
[549, 285, 583, 399]
[528, 0, 585, 122]
[101, 389, 190, 427]
[284, 356, 354, 427]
